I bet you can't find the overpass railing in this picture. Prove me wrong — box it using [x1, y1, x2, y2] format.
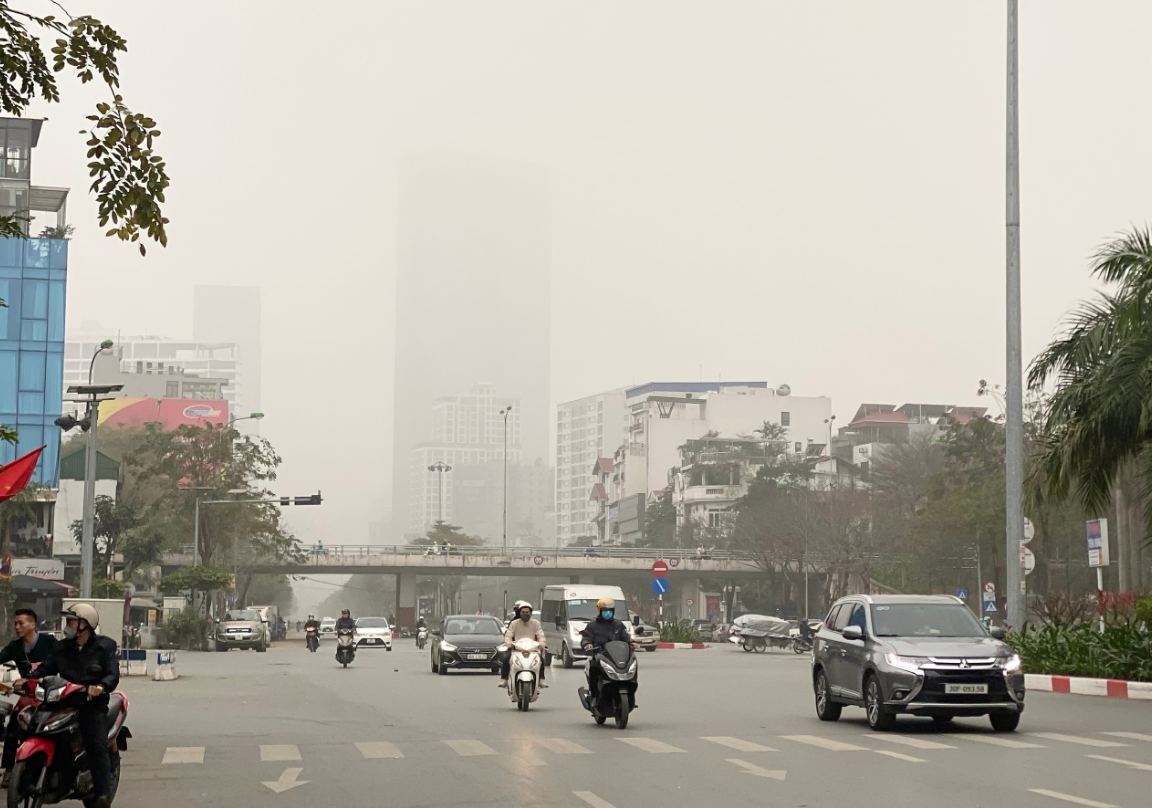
[171, 544, 761, 563]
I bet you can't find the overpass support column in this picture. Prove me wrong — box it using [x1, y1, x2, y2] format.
[396, 571, 417, 629]
[568, 575, 584, 586]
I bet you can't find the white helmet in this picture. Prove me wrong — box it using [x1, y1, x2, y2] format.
[64, 603, 100, 631]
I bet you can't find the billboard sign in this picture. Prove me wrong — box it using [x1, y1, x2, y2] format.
[98, 398, 230, 430]
[12, 558, 65, 579]
[1087, 518, 1109, 568]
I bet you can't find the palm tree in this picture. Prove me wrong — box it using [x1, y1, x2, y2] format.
[1028, 226, 1152, 591]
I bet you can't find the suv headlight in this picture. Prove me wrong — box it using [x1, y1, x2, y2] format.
[885, 653, 924, 674]
[998, 654, 1022, 672]
[439, 641, 457, 652]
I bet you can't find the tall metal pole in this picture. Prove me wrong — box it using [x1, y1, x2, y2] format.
[79, 397, 100, 599]
[193, 497, 201, 566]
[1004, 0, 1026, 631]
[438, 468, 444, 524]
[502, 406, 511, 554]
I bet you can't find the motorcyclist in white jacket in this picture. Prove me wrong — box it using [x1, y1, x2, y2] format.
[499, 601, 547, 688]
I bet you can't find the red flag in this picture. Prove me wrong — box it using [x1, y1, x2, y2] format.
[0, 445, 45, 503]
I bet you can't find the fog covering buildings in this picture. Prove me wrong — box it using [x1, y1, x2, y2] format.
[390, 155, 551, 540]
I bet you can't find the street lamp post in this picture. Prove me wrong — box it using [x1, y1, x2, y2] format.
[427, 461, 452, 524]
[500, 406, 512, 553]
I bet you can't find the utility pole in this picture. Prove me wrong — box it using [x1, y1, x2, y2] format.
[428, 462, 452, 525]
[1004, 0, 1026, 632]
[501, 405, 512, 553]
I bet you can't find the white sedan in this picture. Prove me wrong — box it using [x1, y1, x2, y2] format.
[355, 617, 393, 650]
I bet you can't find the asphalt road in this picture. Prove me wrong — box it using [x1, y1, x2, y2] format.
[109, 640, 1152, 808]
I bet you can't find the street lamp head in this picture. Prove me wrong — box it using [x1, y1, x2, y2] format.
[249, 412, 265, 420]
[99, 339, 113, 350]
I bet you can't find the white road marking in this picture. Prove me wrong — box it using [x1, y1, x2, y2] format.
[947, 733, 1045, 749]
[1101, 732, 1152, 743]
[780, 735, 867, 751]
[703, 736, 777, 752]
[537, 738, 594, 754]
[262, 767, 308, 794]
[444, 739, 498, 757]
[573, 791, 617, 808]
[355, 742, 404, 759]
[616, 737, 686, 753]
[259, 745, 302, 762]
[1028, 789, 1117, 808]
[161, 747, 204, 765]
[866, 734, 956, 750]
[726, 758, 786, 779]
[1086, 754, 1152, 772]
[1030, 733, 1128, 748]
[873, 750, 925, 763]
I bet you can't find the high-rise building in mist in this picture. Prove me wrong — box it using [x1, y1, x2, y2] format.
[192, 285, 262, 427]
[391, 155, 550, 539]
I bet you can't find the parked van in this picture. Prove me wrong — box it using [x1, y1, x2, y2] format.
[541, 584, 627, 668]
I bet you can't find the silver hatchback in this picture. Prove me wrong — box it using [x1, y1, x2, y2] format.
[811, 595, 1024, 732]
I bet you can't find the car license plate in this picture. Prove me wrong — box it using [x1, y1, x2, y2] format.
[945, 683, 988, 695]
[467, 654, 487, 660]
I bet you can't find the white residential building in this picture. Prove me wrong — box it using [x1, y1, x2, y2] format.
[555, 389, 627, 545]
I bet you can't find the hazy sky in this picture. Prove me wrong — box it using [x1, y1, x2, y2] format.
[27, 1, 1152, 564]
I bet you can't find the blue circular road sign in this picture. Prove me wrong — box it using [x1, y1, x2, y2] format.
[651, 577, 670, 595]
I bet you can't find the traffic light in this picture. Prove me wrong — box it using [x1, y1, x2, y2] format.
[294, 492, 322, 506]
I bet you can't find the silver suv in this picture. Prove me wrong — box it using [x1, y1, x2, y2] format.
[811, 595, 1024, 732]
[215, 609, 268, 653]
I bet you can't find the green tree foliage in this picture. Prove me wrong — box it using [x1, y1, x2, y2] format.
[158, 565, 233, 595]
[70, 494, 138, 578]
[92, 578, 128, 598]
[409, 521, 485, 548]
[0, 2, 169, 253]
[637, 488, 675, 548]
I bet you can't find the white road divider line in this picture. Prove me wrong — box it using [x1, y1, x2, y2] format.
[262, 767, 308, 794]
[703, 736, 777, 752]
[1086, 754, 1152, 772]
[259, 745, 302, 762]
[616, 737, 686, 753]
[444, 739, 498, 757]
[1101, 732, 1152, 743]
[873, 750, 925, 763]
[947, 733, 1045, 749]
[1030, 733, 1128, 748]
[726, 758, 786, 779]
[573, 791, 618, 808]
[1028, 789, 1117, 808]
[866, 734, 956, 750]
[161, 747, 204, 765]
[537, 738, 594, 754]
[780, 735, 867, 751]
[355, 742, 404, 759]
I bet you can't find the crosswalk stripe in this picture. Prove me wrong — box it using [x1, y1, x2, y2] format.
[947, 734, 1045, 749]
[162, 747, 204, 765]
[444, 739, 498, 757]
[356, 742, 403, 759]
[574, 792, 618, 808]
[873, 750, 925, 763]
[1086, 754, 1152, 772]
[616, 738, 686, 754]
[259, 745, 301, 762]
[1100, 732, 1152, 743]
[702, 736, 777, 752]
[866, 735, 956, 750]
[537, 738, 594, 755]
[1030, 733, 1128, 748]
[1028, 789, 1117, 808]
[781, 735, 867, 752]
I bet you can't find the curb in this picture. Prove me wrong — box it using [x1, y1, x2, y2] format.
[656, 642, 709, 650]
[1025, 673, 1152, 700]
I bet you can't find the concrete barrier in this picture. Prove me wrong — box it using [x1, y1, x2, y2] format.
[1025, 673, 1152, 700]
[153, 650, 179, 681]
[119, 649, 147, 676]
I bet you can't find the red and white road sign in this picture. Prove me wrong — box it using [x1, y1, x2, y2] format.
[984, 581, 996, 594]
[651, 560, 669, 578]
[685, 598, 694, 607]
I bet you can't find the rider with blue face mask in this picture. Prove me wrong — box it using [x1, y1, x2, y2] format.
[580, 597, 638, 708]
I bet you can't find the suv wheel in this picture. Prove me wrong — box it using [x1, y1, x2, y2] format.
[865, 674, 896, 731]
[562, 643, 574, 669]
[989, 711, 1020, 733]
[814, 669, 842, 721]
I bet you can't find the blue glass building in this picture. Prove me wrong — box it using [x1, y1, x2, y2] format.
[0, 117, 70, 486]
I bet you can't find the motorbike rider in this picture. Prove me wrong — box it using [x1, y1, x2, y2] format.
[0, 609, 57, 786]
[498, 601, 547, 689]
[335, 609, 356, 633]
[16, 605, 118, 808]
[304, 614, 320, 632]
[580, 597, 637, 708]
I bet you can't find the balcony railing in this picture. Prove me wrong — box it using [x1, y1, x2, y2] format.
[679, 485, 743, 503]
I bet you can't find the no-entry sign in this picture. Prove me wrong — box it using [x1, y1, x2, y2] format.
[651, 560, 669, 578]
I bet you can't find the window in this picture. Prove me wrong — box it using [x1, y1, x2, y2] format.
[824, 604, 842, 629]
[165, 381, 180, 397]
[794, 442, 802, 453]
[846, 604, 867, 632]
[781, 411, 791, 426]
[707, 509, 723, 528]
[830, 603, 854, 633]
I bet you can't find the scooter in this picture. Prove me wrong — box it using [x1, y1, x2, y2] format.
[416, 627, 428, 650]
[502, 639, 543, 712]
[305, 627, 319, 653]
[790, 635, 812, 654]
[7, 676, 131, 808]
[578, 641, 638, 729]
[335, 629, 356, 667]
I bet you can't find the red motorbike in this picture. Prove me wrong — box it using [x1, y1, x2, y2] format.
[6, 676, 130, 808]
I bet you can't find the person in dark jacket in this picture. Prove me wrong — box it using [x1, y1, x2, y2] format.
[335, 609, 356, 632]
[580, 597, 638, 707]
[0, 609, 57, 784]
[17, 604, 119, 808]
